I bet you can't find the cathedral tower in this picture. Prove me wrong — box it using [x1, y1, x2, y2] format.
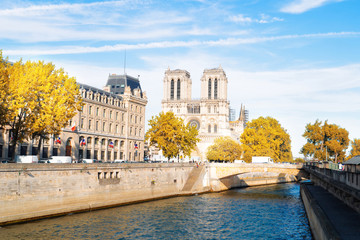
[200, 65, 227, 100]
[163, 68, 192, 101]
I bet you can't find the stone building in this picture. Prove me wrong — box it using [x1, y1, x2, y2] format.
[0, 74, 147, 162]
[161, 66, 246, 160]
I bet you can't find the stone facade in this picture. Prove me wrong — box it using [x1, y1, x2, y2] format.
[161, 66, 246, 160]
[0, 74, 147, 162]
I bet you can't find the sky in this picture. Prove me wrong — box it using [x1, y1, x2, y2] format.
[1, 0, 359, 158]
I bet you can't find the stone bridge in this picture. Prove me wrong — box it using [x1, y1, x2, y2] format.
[207, 163, 307, 192]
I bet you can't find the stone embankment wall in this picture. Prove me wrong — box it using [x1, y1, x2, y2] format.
[300, 183, 342, 240]
[0, 163, 303, 225]
[304, 164, 360, 213]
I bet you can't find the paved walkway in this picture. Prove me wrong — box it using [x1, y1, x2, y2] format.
[306, 184, 360, 240]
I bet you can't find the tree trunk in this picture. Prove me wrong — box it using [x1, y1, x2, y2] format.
[10, 128, 20, 162]
[37, 136, 42, 161]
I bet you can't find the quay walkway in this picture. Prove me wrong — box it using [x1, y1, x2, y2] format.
[302, 182, 360, 240]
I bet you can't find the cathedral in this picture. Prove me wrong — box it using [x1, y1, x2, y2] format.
[161, 66, 247, 160]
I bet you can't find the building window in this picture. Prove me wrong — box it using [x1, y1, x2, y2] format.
[208, 78, 212, 99]
[103, 109, 106, 117]
[116, 112, 118, 120]
[96, 107, 99, 116]
[135, 116, 137, 124]
[130, 127, 132, 135]
[95, 138, 99, 145]
[89, 120, 92, 129]
[208, 106, 211, 113]
[170, 79, 174, 100]
[101, 139, 106, 146]
[214, 124, 217, 133]
[208, 125, 211, 133]
[96, 121, 99, 131]
[122, 113, 124, 121]
[87, 137, 92, 144]
[81, 118, 84, 128]
[116, 125, 118, 133]
[103, 122, 106, 131]
[214, 78, 218, 99]
[177, 79, 181, 100]
[122, 126, 124, 134]
[109, 123, 112, 132]
[110, 111, 112, 119]
[89, 106, 92, 114]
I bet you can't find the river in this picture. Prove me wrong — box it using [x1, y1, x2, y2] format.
[0, 183, 312, 239]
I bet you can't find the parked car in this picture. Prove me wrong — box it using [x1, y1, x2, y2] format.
[114, 159, 125, 163]
[48, 156, 72, 163]
[82, 159, 103, 163]
[16, 155, 39, 163]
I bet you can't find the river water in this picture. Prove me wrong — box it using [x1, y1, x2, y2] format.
[1, 183, 312, 240]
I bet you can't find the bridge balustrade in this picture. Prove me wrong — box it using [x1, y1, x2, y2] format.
[304, 162, 360, 191]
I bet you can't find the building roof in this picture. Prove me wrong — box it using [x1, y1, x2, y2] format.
[105, 74, 142, 95]
[344, 155, 360, 165]
[79, 83, 123, 100]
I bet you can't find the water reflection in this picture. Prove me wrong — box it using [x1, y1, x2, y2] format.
[1, 183, 312, 239]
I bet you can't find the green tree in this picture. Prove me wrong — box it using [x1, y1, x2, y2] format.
[0, 53, 82, 161]
[240, 116, 292, 163]
[348, 139, 360, 159]
[206, 136, 242, 162]
[145, 111, 200, 160]
[301, 120, 349, 163]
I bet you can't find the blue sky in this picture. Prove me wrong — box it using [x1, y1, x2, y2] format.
[1, 0, 360, 157]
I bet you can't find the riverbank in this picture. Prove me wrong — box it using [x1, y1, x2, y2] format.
[0, 162, 303, 226]
[0, 183, 312, 240]
[300, 182, 360, 240]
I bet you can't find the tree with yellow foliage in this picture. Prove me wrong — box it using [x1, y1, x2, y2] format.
[206, 136, 242, 162]
[301, 120, 349, 163]
[348, 139, 360, 159]
[145, 111, 200, 161]
[240, 116, 292, 163]
[0, 51, 82, 161]
[0, 52, 10, 127]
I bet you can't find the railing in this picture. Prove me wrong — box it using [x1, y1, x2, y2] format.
[304, 162, 360, 191]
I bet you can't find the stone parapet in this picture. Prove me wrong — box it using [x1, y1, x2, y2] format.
[0, 163, 306, 226]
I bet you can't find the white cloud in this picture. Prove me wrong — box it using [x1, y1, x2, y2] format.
[0, 1, 196, 43]
[4, 31, 359, 56]
[229, 13, 284, 24]
[280, 0, 343, 14]
[0, 0, 141, 16]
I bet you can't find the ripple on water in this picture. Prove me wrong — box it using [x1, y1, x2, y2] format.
[0, 183, 312, 240]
